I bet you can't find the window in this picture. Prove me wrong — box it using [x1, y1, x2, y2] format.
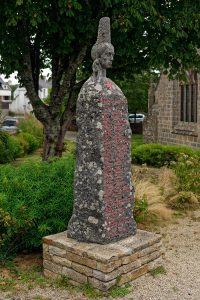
[180, 72, 197, 123]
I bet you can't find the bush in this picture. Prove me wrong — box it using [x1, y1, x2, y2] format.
[171, 154, 200, 198]
[167, 191, 199, 210]
[0, 132, 22, 164]
[17, 132, 40, 154]
[132, 143, 196, 167]
[0, 131, 40, 164]
[18, 116, 43, 146]
[0, 154, 75, 258]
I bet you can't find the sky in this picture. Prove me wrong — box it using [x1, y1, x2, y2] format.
[1, 69, 51, 85]
[1, 71, 18, 84]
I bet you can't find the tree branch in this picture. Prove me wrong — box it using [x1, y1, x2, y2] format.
[17, 21, 50, 125]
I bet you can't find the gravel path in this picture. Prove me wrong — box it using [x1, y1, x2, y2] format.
[1, 210, 200, 300]
[130, 209, 200, 300]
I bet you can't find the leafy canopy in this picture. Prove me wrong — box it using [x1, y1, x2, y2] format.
[1, 1, 200, 81]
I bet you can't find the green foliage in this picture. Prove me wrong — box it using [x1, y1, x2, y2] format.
[132, 143, 196, 167]
[167, 191, 199, 210]
[18, 116, 43, 146]
[171, 154, 200, 197]
[0, 130, 41, 164]
[115, 72, 155, 114]
[54, 275, 70, 289]
[17, 132, 40, 154]
[133, 195, 149, 223]
[80, 282, 103, 298]
[131, 134, 144, 148]
[2, 1, 200, 158]
[0, 263, 52, 292]
[109, 284, 131, 298]
[0, 132, 21, 164]
[0, 0, 200, 161]
[0, 154, 75, 258]
[150, 266, 167, 277]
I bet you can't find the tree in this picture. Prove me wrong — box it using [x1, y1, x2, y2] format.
[115, 72, 159, 114]
[1, 1, 200, 160]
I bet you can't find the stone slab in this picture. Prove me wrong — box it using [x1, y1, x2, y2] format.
[43, 230, 162, 291]
[43, 229, 161, 262]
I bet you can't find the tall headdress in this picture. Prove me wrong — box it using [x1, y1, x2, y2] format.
[91, 17, 113, 60]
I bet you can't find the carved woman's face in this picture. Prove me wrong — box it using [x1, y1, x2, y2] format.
[99, 46, 114, 69]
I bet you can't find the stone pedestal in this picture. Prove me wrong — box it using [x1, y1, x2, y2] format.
[43, 230, 162, 292]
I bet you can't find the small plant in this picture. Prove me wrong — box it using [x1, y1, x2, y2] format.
[150, 266, 167, 277]
[80, 282, 103, 298]
[109, 284, 131, 298]
[167, 191, 199, 210]
[133, 194, 149, 223]
[171, 154, 200, 197]
[55, 275, 70, 289]
[0, 276, 17, 291]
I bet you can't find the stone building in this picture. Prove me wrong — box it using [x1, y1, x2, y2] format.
[143, 71, 200, 149]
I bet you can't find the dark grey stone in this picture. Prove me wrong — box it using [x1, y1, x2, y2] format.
[67, 17, 136, 244]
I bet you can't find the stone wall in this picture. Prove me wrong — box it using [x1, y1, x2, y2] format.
[43, 230, 163, 292]
[144, 74, 200, 148]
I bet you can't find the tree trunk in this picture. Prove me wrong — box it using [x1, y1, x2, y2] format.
[43, 121, 60, 160]
[42, 110, 75, 160]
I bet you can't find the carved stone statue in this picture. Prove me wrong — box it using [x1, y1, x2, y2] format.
[67, 17, 136, 244]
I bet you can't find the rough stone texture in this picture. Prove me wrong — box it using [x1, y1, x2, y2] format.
[143, 73, 200, 148]
[43, 229, 162, 291]
[67, 16, 136, 244]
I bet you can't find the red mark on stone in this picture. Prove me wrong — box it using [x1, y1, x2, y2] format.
[105, 80, 113, 90]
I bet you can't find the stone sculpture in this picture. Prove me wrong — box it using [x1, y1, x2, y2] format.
[67, 17, 136, 244]
[43, 17, 163, 291]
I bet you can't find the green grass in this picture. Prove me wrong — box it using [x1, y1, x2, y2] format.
[80, 282, 103, 298]
[0, 261, 131, 298]
[150, 266, 167, 277]
[109, 284, 131, 298]
[131, 134, 143, 148]
[11, 139, 76, 166]
[0, 263, 54, 292]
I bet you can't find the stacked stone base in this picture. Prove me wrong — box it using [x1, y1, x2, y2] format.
[43, 230, 162, 292]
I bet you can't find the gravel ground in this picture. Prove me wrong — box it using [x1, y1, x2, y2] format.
[1, 210, 200, 300]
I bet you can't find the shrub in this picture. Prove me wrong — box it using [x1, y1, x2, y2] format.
[17, 132, 40, 154]
[167, 191, 199, 210]
[132, 143, 196, 167]
[0, 154, 75, 258]
[170, 154, 200, 198]
[0, 132, 22, 164]
[18, 116, 43, 146]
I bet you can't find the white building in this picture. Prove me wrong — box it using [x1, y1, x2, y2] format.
[10, 86, 32, 114]
[9, 78, 51, 115]
[0, 77, 12, 121]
